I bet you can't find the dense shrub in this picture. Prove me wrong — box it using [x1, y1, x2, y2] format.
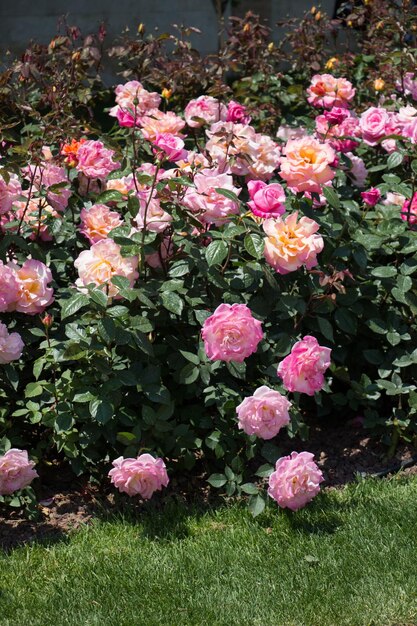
[0, 2, 416, 513]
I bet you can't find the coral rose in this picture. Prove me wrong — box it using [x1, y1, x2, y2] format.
[307, 74, 355, 109]
[0, 449, 38, 495]
[109, 453, 169, 498]
[236, 385, 291, 440]
[277, 335, 331, 396]
[75, 239, 138, 299]
[268, 451, 324, 511]
[201, 303, 263, 363]
[0, 322, 24, 364]
[279, 136, 335, 193]
[263, 212, 324, 275]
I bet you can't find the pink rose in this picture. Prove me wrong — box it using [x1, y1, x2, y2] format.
[403, 117, 417, 144]
[247, 180, 286, 218]
[76, 140, 120, 179]
[182, 168, 240, 226]
[146, 236, 174, 269]
[396, 72, 417, 100]
[268, 451, 324, 511]
[133, 193, 172, 233]
[24, 163, 71, 212]
[152, 133, 186, 162]
[277, 335, 331, 396]
[226, 100, 251, 124]
[323, 107, 350, 125]
[279, 136, 335, 193]
[0, 261, 20, 312]
[79, 204, 123, 244]
[109, 453, 169, 498]
[109, 80, 161, 125]
[74, 239, 138, 299]
[0, 172, 22, 215]
[401, 193, 417, 226]
[359, 107, 390, 145]
[201, 303, 263, 363]
[139, 110, 186, 141]
[263, 212, 324, 275]
[184, 96, 227, 128]
[0, 322, 24, 364]
[0, 449, 38, 495]
[11, 259, 54, 315]
[361, 188, 381, 206]
[346, 153, 368, 187]
[307, 74, 355, 109]
[236, 385, 291, 439]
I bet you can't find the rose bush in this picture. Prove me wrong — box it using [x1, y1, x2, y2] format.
[0, 3, 416, 515]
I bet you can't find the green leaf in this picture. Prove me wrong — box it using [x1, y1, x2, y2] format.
[60, 293, 89, 320]
[387, 151, 404, 169]
[161, 291, 184, 315]
[371, 266, 397, 278]
[322, 186, 341, 209]
[318, 317, 334, 342]
[25, 382, 43, 398]
[205, 240, 228, 267]
[90, 288, 109, 308]
[179, 350, 200, 365]
[241, 483, 259, 495]
[214, 187, 239, 202]
[248, 494, 266, 517]
[90, 399, 113, 424]
[96, 189, 125, 203]
[244, 233, 264, 259]
[255, 464, 274, 478]
[334, 309, 357, 335]
[207, 473, 227, 488]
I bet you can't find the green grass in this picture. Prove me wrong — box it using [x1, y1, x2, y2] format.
[1, 476, 417, 626]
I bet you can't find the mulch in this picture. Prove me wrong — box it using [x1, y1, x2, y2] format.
[0, 419, 415, 551]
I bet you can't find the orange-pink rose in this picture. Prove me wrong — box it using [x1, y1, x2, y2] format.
[279, 136, 335, 193]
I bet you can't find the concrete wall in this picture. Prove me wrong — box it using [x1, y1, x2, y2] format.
[0, 0, 337, 57]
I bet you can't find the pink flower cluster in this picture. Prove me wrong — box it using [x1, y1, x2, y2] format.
[0, 259, 54, 315]
[268, 451, 323, 511]
[236, 386, 291, 439]
[307, 74, 356, 109]
[278, 336, 331, 396]
[109, 453, 169, 498]
[76, 140, 120, 179]
[202, 303, 263, 363]
[0, 449, 38, 495]
[263, 212, 324, 275]
[110, 80, 161, 127]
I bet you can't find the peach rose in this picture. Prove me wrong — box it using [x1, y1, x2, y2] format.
[263, 212, 324, 274]
[279, 136, 335, 193]
[10, 259, 54, 315]
[79, 204, 123, 244]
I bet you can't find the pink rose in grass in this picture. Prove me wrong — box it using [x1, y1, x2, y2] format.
[76, 140, 120, 179]
[184, 96, 227, 128]
[0, 322, 24, 364]
[75, 239, 138, 299]
[152, 133, 186, 162]
[11, 259, 54, 315]
[226, 100, 251, 124]
[268, 451, 323, 511]
[279, 136, 335, 193]
[0, 261, 20, 312]
[277, 335, 331, 396]
[247, 180, 286, 218]
[109, 453, 169, 499]
[0, 172, 22, 215]
[201, 303, 263, 363]
[401, 193, 417, 226]
[307, 74, 355, 109]
[236, 385, 291, 440]
[361, 188, 381, 207]
[79, 204, 123, 244]
[0, 449, 38, 495]
[263, 212, 324, 275]
[359, 107, 390, 145]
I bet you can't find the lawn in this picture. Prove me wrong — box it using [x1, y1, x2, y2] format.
[0, 475, 416, 626]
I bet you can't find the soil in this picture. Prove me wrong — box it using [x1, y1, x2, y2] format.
[0, 420, 416, 551]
